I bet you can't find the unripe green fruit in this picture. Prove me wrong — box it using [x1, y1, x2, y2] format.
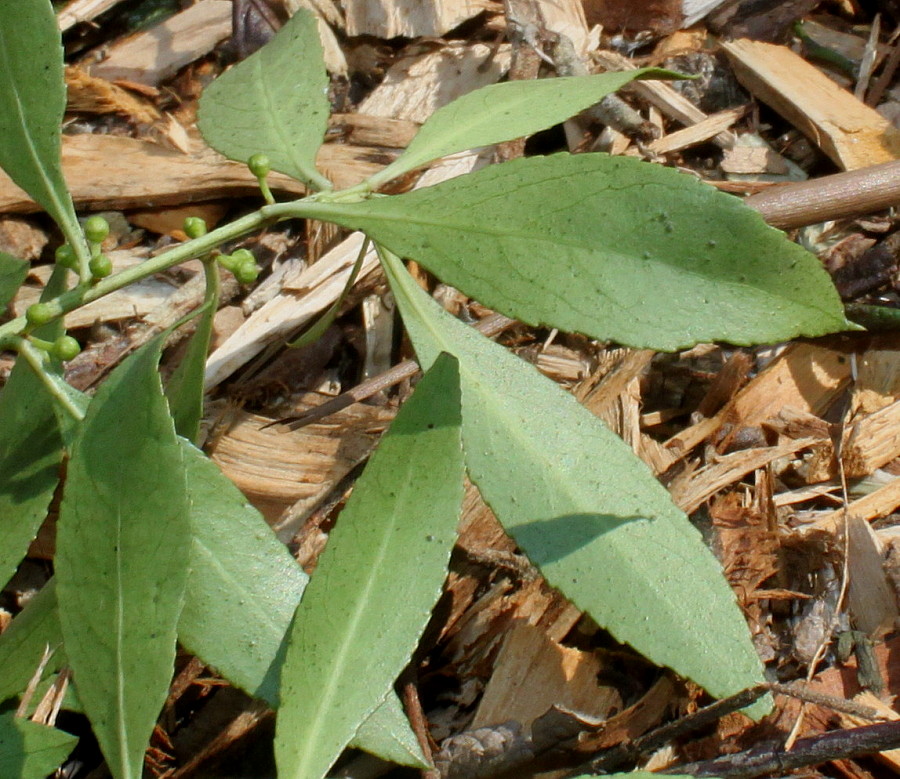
[234, 259, 260, 284]
[89, 254, 113, 278]
[25, 302, 55, 326]
[84, 215, 110, 244]
[248, 153, 271, 179]
[183, 216, 207, 239]
[51, 335, 81, 361]
[55, 243, 77, 269]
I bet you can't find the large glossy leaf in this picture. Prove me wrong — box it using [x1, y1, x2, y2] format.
[313, 154, 848, 350]
[275, 353, 464, 779]
[381, 248, 769, 718]
[367, 69, 678, 188]
[0, 582, 65, 705]
[176, 438, 427, 766]
[0, 266, 71, 590]
[0, 252, 27, 309]
[197, 9, 332, 191]
[0, 0, 81, 244]
[0, 711, 77, 779]
[55, 336, 191, 779]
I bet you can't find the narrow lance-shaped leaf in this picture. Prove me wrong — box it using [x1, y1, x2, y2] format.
[0, 266, 71, 590]
[55, 336, 191, 779]
[0, 711, 77, 779]
[0, 252, 27, 309]
[367, 69, 680, 188]
[197, 9, 332, 191]
[275, 353, 464, 779]
[380, 247, 769, 719]
[166, 262, 220, 443]
[176, 438, 428, 768]
[311, 154, 849, 350]
[0, 582, 65, 705]
[0, 0, 83, 249]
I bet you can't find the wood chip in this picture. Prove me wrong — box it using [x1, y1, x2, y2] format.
[208, 399, 393, 523]
[721, 38, 900, 170]
[91, 0, 233, 87]
[344, 0, 489, 38]
[0, 134, 381, 213]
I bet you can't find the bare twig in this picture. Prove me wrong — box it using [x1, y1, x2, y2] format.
[744, 160, 900, 229]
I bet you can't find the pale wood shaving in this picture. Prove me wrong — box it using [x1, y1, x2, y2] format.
[472, 621, 621, 730]
[0, 134, 382, 213]
[669, 437, 822, 515]
[721, 38, 900, 169]
[208, 400, 393, 523]
[344, 0, 489, 38]
[91, 0, 233, 87]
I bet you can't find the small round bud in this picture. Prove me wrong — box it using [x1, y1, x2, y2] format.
[83, 215, 110, 244]
[248, 153, 271, 179]
[51, 335, 81, 361]
[89, 253, 113, 279]
[25, 302, 55, 327]
[234, 258, 260, 284]
[183, 216, 207, 239]
[55, 243, 77, 269]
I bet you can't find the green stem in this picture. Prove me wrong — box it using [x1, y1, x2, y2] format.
[0, 188, 376, 348]
[14, 337, 86, 422]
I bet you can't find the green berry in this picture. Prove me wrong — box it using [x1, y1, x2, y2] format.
[51, 335, 81, 361]
[234, 259, 260, 284]
[183, 216, 207, 239]
[248, 153, 270, 179]
[25, 302, 55, 327]
[89, 253, 113, 279]
[55, 243, 77, 269]
[83, 215, 110, 244]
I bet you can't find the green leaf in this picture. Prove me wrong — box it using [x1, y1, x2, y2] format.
[166, 264, 219, 443]
[0, 582, 65, 705]
[381, 248, 769, 719]
[368, 69, 678, 188]
[177, 437, 308, 705]
[0, 0, 82, 246]
[197, 9, 332, 192]
[275, 353, 464, 779]
[176, 438, 425, 766]
[0, 711, 77, 779]
[350, 694, 430, 770]
[0, 264, 72, 589]
[316, 154, 848, 350]
[0, 363, 63, 590]
[55, 336, 191, 779]
[0, 252, 27, 309]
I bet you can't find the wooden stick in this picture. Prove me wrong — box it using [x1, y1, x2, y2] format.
[744, 159, 900, 229]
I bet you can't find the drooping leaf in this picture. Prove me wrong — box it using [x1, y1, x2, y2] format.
[0, 711, 77, 779]
[55, 336, 191, 779]
[275, 353, 464, 779]
[0, 252, 27, 309]
[314, 154, 849, 350]
[197, 8, 332, 191]
[367, 69, 679, 188]
[381, 247, 769, 718]
[0, 582, 65, 705]
[166, 264, 219, 443]
[0, 265, 71, 590]
[176, 438, 426, 766]
[0, 0, 82, 246]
